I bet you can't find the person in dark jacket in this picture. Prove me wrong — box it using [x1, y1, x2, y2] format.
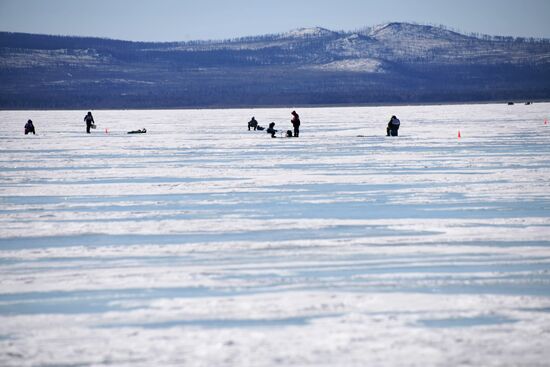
[291, 111, 301, 137]
[248, 117, 258, 131]
[24, 119, 35, 135]
[387, 115, 400, 137]
[266, 122, 278, 138]
[84, 111, 95, 134]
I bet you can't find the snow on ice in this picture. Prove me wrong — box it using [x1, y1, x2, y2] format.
[0, 103, 549, 366]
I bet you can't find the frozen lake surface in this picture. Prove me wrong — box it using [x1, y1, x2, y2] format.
[1, 104, 550, 366]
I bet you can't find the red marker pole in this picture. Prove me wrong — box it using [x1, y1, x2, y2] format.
[458, 130, 461, 139]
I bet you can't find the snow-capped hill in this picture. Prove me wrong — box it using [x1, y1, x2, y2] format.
[370, 22, 419, 35]
[370, 22, 468, 42]
[281, 27, 337, 39]
[343, 33, 373, 42]
[325, 33, 379, 58]
[361, 22, 550, 64]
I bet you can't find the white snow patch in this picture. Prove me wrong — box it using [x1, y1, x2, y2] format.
[282, 27, 335, 38]
[312, 58, 385, 73]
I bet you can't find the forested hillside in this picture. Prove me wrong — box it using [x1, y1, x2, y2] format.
[1, 22, 549, 108]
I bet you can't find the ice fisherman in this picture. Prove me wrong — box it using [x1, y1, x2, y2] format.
[387, 115, 400, 137]
[84, 111, 95, 134]
[24, 119, 36, 135]
[266, 122, 278, 138]
[291, 110, 300, 137]
[248, 117, 259, 131]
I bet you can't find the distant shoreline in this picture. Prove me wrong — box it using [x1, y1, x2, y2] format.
[1, 99, 548, 112]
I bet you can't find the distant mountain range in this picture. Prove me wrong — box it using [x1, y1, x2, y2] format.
[1, 22, 549, 109]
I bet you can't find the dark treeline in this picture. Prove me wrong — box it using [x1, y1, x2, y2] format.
[2, 64, 548, 109]
[0, 32, 173, 51]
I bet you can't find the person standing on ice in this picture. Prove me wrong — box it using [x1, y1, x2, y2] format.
[387, 115, 400, 137]
[24, 119, 36, 135]
[84, 111, 95, 134]
[291, 110, 301, 137]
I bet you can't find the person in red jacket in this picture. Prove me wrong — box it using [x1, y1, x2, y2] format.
[291, 110, 300, 137]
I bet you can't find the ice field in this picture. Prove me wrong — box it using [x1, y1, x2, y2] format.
[1, 103, 550, 366]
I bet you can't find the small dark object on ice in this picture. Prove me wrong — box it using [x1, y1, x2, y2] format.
[128, 128, 147, 134]
[525, 102, 533, 105]
[507, 102, 515, 105]
[257, 125, 265, 131]
[286, 130, 293, 137]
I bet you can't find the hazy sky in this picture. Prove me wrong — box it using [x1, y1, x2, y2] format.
[1, 0, 549, 41]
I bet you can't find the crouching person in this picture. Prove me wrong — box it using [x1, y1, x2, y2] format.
[266, 122, 278, 138]
[248, 117, 258, 131]
[387, 115, 400, 136]
[25, 119, 36, 135]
